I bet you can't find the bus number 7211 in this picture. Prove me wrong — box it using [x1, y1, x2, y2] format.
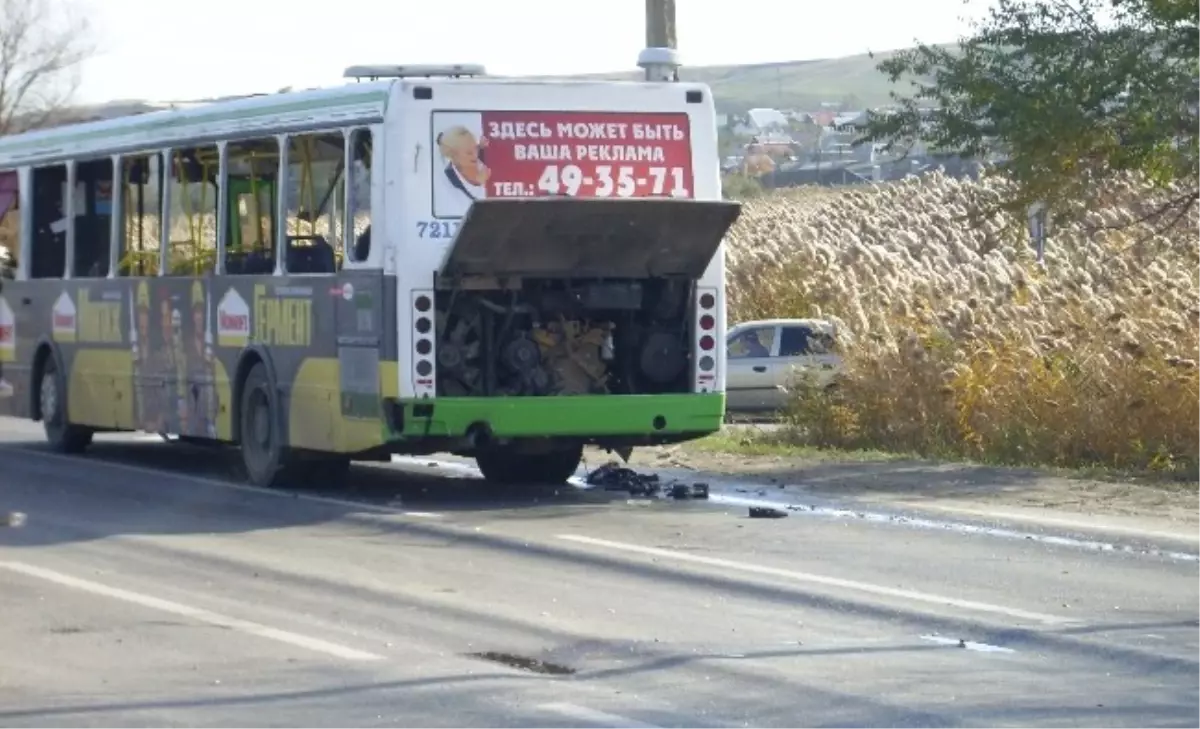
[416, 221, 461, 239]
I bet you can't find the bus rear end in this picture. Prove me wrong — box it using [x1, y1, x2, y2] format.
[384, 71, 740, 482]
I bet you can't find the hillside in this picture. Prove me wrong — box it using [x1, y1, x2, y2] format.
[545, 45, 957, 112]
[15, 45, 958, 132]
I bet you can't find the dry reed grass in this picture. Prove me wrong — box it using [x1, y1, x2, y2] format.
[726, 171, 1199, 477]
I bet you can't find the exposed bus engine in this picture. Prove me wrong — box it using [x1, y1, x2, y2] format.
[433, 276, 694, 398]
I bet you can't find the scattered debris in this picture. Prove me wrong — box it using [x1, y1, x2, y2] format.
[585, 462, 709, 500]
[466, 651, 575, 675]
[588, 462, 662, 495]
[748, 506, 789, 519]
[669, 482, 709, 500]
[2, 511, 26, 528]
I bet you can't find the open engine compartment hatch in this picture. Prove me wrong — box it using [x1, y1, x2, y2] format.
[436, 197, 742, 281]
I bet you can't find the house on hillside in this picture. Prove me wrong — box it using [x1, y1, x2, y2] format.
[733, 108, 795, 145]
[795, 110, 838, 127]
[830, 111, 869, 131]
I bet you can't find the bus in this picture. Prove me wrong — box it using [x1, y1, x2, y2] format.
[0, 52, 741, 488]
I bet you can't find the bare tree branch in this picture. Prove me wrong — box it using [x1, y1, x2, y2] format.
[0, 0, 94, 136]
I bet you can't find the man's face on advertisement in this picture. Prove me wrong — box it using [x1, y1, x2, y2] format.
[447, 132, 479, 170]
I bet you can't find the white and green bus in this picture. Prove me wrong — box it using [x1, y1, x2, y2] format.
[0, 53, 741, 487]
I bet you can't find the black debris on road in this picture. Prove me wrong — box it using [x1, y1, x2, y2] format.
[585, 462, 709, 500]
[748, 506, 789, 519]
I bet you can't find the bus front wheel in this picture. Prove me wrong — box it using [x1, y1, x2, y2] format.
[38, 356, 93, 454]
[475, 442, 583, 486]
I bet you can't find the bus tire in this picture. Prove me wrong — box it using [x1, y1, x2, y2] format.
[475, 442, 583, 486]
[238, 362, 298, 487]
[38, 356, 92, 454]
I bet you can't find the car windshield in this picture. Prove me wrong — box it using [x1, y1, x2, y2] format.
[727, 326, 775, 358]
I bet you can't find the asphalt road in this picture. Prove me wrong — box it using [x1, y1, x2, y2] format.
[0, 416, 1196, 728]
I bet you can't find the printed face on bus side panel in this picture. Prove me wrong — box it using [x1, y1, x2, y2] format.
[160, 296, 172, 344]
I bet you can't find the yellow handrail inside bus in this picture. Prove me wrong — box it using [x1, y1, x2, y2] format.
[119, 158, 159, 277]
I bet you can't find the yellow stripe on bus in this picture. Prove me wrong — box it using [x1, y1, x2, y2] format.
[69, 349, 134, 428]
[64, 350, 394, 453]
[289, 358, 398, 453]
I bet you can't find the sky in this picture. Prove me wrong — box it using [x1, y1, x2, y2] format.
[76, 0, 985, 104]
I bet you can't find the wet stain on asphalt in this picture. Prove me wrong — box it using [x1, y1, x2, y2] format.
[465, 651, 576, 675]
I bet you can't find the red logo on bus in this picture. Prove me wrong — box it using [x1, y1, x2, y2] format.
[219, 312, 248, 332]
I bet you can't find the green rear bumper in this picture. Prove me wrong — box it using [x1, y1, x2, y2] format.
[393, 393, 724, 440]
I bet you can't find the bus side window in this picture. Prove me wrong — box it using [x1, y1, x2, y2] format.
[73, 157, 116, 278]
[346, 128, 373, 265]
[117, 154, 164, 277]
[224, 138, 278, 276]
[0, 171, 18, 279]
[30, 165, 67, 279]
[165, 145, 219, 277]
[284, 132, 343, 274]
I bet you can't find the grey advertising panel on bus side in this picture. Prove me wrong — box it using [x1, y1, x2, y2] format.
[0, 272, 399, 453]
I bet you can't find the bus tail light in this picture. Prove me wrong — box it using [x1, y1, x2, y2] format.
[411, 290, 436, 398]
[693, 286, 718, 393]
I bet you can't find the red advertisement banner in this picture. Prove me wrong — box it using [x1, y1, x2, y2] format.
[431, 110, 694, 217]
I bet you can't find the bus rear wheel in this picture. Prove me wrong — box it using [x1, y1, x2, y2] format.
[475, 442, 583, 486]
[238, 362, 300, 487]
[39, 356, 93, 454]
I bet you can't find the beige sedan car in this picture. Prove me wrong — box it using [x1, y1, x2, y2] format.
[724, 318, 842, 413]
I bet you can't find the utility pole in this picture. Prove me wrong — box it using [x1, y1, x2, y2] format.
[639, 0, 680, 81]
[645, 0, 676, 50]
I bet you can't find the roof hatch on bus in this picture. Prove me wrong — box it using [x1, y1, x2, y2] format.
[436, 197, 742, 281]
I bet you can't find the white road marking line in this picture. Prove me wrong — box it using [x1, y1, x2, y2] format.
[902, 503, 1200, 545]
[0, 561, 385, 662]
[390, 455, 602, 490]
[920, 634, 1016, 654]
[0, 444, 444, 520]
[124, 434, 169, 443]
[537, 703, 663, 729]
[710, 494, 1200, 563]
[390, 455, 481, 477]
[556, 534, 1077, 626]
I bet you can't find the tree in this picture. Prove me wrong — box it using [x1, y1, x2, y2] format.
[0, 0, 94, 136]
[856, 0, 1198, 229]
[0, 0, 91, 269]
